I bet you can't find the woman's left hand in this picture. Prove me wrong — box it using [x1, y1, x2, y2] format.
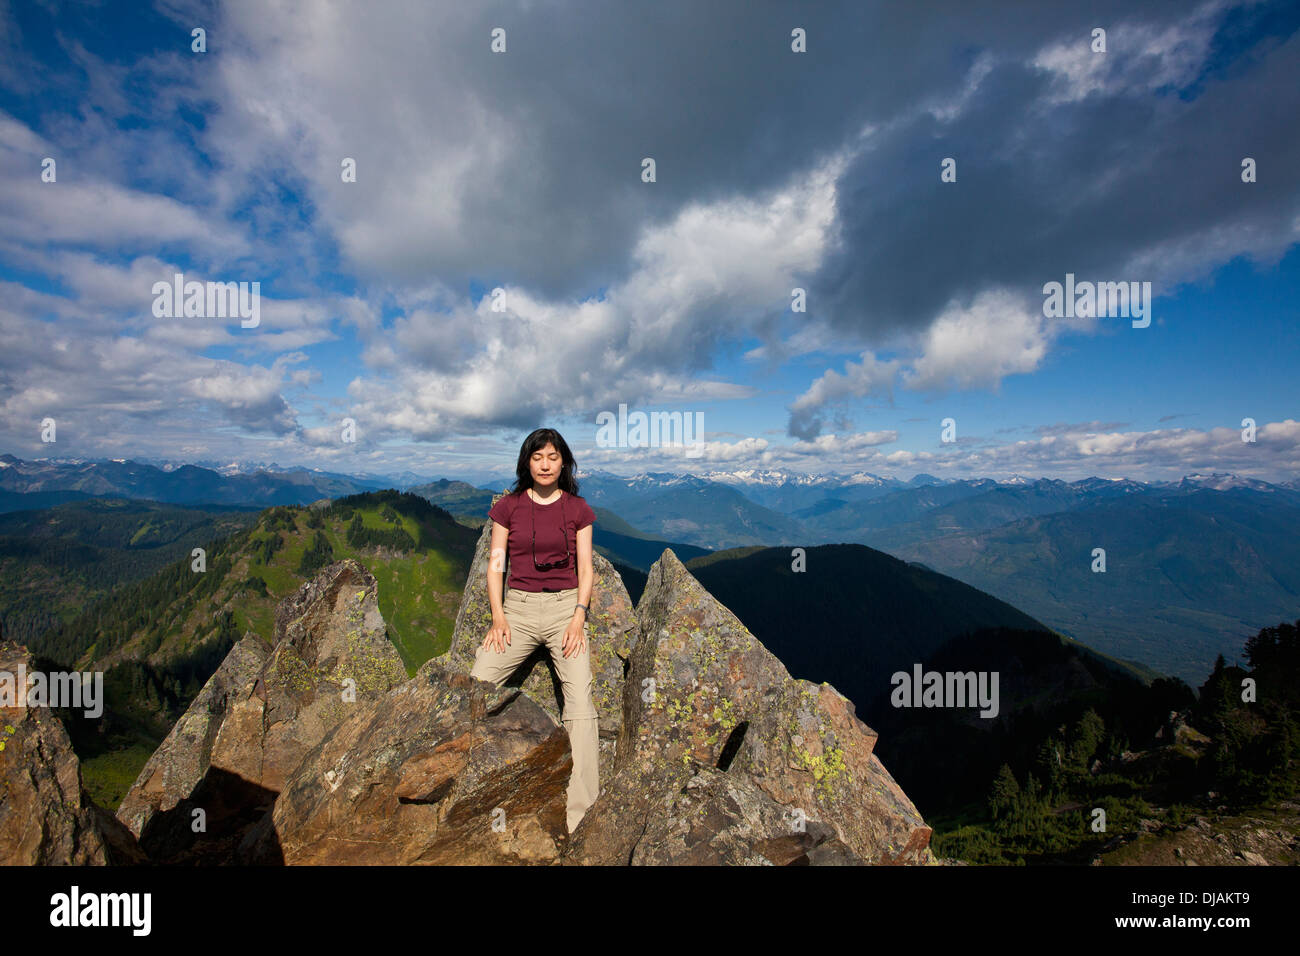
[562, 615, 587, 658]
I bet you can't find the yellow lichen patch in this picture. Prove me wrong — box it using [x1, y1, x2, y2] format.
[792, 741, 847, 802]
[317, 695, 353, 727]
[659, 676, 742, 765]
[664, 693, 692, 725]
[327, 628, 406, 695]
[267, 646, 316, 695]
[712, 696, 737, 732]
[783, 692, 849, 801]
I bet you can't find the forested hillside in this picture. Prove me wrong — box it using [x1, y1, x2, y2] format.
[0, 498, 258, 647]
[901, 620, 1300, 864]
[37, 490, 477, 810]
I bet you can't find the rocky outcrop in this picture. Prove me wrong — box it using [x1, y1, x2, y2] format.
[248, 661, 575, 864]
[563, 760, 867, 865]
[0, 641, 144, 865]
[115, 634, 270, 840]
[106, 539, 933, 865]
[1093, 800, 1300, 866]
[113, 559, 409, 860]
[563, 549, 932, 864]
[238, 557, 409, 792]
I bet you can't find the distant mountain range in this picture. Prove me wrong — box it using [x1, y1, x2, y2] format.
[0, 453, 387, 510]
[551, 470, 1300, 683]
[19, 454, 435, 489]
[7, 454, 1293, 515]
[894, 486, 1300, 683]
[3, 453, 1295, 683]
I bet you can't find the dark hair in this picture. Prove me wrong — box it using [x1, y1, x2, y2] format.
[504, 428, 581, 498]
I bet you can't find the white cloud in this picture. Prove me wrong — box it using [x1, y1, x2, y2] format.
[902, 289, 1053, 393]
[346, 157, 845, 441]
[1031, 0, 1230, 104]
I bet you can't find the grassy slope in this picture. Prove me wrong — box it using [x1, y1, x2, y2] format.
[93, 503, 470, 678]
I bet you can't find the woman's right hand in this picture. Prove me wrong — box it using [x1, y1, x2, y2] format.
[483, 615, 511, 653]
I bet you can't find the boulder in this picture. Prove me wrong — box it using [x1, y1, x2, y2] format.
[0, 641, 144, 865]
[250, 660, 574, 864]
[561, 760, 866, 866]
[113, 560, 408, 861]
[115, 633, 269, 839]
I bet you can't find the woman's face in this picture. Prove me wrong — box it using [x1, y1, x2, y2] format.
[530, 443, 561, 485]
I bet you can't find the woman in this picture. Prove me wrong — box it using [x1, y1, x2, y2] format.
[472, 428, 599, 835]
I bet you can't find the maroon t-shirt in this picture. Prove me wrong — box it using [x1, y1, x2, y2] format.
[488, 489, 595, 591]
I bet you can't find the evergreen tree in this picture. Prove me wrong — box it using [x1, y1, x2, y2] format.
[297, 530, 335, 575]
[987, 763, 1020, 820]
[1033, 737, 1064, 798]
[1065, 709, 1105, 773]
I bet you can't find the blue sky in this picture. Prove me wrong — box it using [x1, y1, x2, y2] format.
[1, 0, 1297, 483]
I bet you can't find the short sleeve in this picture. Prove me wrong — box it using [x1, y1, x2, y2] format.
[488, 494, 512, 527]
[574, 497, 595, 531]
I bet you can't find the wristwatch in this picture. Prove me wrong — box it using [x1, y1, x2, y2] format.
[575, 603, 589, 615]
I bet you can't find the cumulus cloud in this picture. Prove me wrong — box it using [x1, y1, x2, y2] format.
[0, 302, 302, 440]
[344, 157, 843, 442]
[788, 352, 903, 441]
[901, 289, 1053, 393]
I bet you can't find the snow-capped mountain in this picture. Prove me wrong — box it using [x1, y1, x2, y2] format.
[1070, 476, 1147, 495]
[1174, 472, 1281, 492]
[691, 468, 869, 488]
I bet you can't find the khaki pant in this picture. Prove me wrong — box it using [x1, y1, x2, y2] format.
[470, 586, 599, 834]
